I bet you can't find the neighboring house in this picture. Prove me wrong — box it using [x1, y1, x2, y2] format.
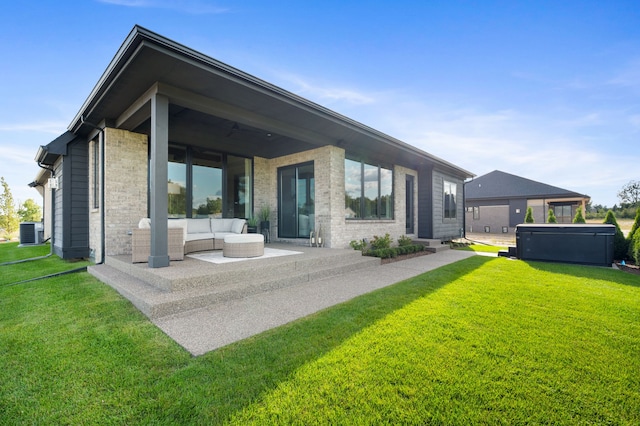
[464, 170, 590, 235]
[32, 26, 474, 267]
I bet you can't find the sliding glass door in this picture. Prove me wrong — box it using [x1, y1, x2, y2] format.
[278, 162, 314, 238]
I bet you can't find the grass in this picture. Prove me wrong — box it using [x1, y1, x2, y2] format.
[456, 243, 507, 254]
[0, 242, 91, 285]
[1, 244, 639, 424]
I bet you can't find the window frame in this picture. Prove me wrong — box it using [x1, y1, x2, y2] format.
[345, 158, 394, 220]
[443, 179, 458, 220]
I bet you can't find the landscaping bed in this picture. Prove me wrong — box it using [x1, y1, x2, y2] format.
[380, 249, 433, 264]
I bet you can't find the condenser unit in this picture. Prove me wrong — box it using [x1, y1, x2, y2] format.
[19, 222, 44, 245]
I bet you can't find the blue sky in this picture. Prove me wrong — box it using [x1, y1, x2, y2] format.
[1, 0, 638, 208]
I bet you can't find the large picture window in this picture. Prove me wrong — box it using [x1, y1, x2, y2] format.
[443, 180, 457, 219]
[345, 158, 393, 219]
[167, 144, 252, 219]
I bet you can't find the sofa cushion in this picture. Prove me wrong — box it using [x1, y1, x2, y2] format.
[168, 219, 188, 241]
[213, 231, 237, 240]
[231, 219, 246, 234]
[185, 232, 214, 242]
[188, 218, 211, 234]
[211, 218, 235, 232]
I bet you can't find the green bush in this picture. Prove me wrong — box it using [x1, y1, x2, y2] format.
[633, 230, 640, 265]
[371, 233, 392, 250]
[397, 235, 413, 247]
[572, 208, 586, 224]
[349, 239, 367, 251]
[547, 209, 557, 223]
[603, 210, 628, 260]
[366, 244, 425, 259]
[626, 208, 640, 260]
[525, 207, 534, 223]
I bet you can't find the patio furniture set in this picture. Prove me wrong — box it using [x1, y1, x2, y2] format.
[132, 217, 264, 263]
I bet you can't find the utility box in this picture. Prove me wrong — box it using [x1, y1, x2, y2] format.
[19, 222, 44, 246]
[516, 224, 615, 267]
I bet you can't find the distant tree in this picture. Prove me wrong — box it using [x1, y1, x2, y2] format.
[633, 229, 640, 265]
[572, 208, 586, 224]
[627, 207, 640, 260]
[18, 199, 42, 222]
[603, 210, 628, 260]
[0, 177, 20, 236]
[524, 207, 534, 223]
[617, 180, 640, 206]
[547, 209, 557, 223]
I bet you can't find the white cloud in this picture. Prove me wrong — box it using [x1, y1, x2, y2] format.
[607, 59, 640, 91]
[0, 121, 67, 135]
[276, 73, 376, 106]
[97, 0, 228, 14]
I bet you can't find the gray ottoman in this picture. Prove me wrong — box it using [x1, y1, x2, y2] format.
[223, 234, 265, 258]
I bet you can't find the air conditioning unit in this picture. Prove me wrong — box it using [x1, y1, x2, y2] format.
[19, 222, 44, 245]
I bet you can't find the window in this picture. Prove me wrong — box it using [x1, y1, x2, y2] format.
[167, 144, 252, 218]
[92, 138, 99, 209]
[553, 204, 573, 223]
[345, 158, 393, 219]
[473, 206, 479, 220]
[443, 180, 457, 219]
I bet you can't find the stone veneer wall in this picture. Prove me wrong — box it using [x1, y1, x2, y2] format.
[254, 145, 418, 249]
[331, 164, 417, 249]
[89, 128, 148, 259]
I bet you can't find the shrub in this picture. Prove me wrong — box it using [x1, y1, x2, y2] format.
[547, 209, 557, 223]
[627, 207, 640, 260]
[349, 239, 367, 251]
[366, 244, 425, 259]
[572, 208, 586, 224]
[603, 210, 628, 260]
[524, 207, 534, 223]
[371, 233, 392, 250]
[633, 229, 640, 265]
[397, 235, 413, 247]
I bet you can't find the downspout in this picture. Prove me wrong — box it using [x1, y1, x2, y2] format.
[462, 182, 466, 239]
[36, 162, 55, 256]
[81, 116, 106, 265]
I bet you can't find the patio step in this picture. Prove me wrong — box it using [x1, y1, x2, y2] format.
[413, 238, 450, 253]
[88, 246, 380, 319]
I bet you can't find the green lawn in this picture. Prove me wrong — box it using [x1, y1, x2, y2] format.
[1, 244, 639, 424]
[456, 243, 507, 254]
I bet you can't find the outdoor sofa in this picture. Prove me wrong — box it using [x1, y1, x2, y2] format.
[132, 217, 247, 263]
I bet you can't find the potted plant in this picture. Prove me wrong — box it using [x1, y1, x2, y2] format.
[246, 216, 258, 233]
[259, 205, 271, 231]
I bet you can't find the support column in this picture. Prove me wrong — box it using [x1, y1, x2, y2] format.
[149, 94, 170, 268]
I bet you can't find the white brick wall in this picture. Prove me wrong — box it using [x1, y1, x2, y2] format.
[90, 128, 148, 258]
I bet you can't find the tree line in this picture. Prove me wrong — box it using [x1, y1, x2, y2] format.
[587, 180, 640, 219]
[0, 176, 42, 240]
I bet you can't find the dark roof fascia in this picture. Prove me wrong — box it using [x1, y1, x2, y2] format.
[34, 131, 77, 165]
[466, 193, 590, 202]
[68, 25, 474, 178]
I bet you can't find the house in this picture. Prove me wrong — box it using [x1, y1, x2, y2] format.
[464, 170, 590, 235]
[32, 26, 474, 267]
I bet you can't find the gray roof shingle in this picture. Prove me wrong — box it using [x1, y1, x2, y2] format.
[465, 170, 589, 201]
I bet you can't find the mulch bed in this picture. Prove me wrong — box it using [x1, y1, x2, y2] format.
[379, 250, 434, 265]
[615, 261, 640, 276]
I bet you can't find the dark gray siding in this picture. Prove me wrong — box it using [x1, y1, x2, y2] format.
[60, 140, 90, 259]
[417, 164, 433, 239]
[52, 159, 64, 258]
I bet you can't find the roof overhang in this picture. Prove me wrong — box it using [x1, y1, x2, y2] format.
[66, 25, 474, 178]
[35, 131, 77, 165]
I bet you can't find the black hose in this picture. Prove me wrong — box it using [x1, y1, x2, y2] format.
[0, 253, 52, 266]
[1, 266, 87, 287]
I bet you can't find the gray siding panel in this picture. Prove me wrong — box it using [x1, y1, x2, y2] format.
[432, 170, 464, 240]
[417, 165, 433, 239]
